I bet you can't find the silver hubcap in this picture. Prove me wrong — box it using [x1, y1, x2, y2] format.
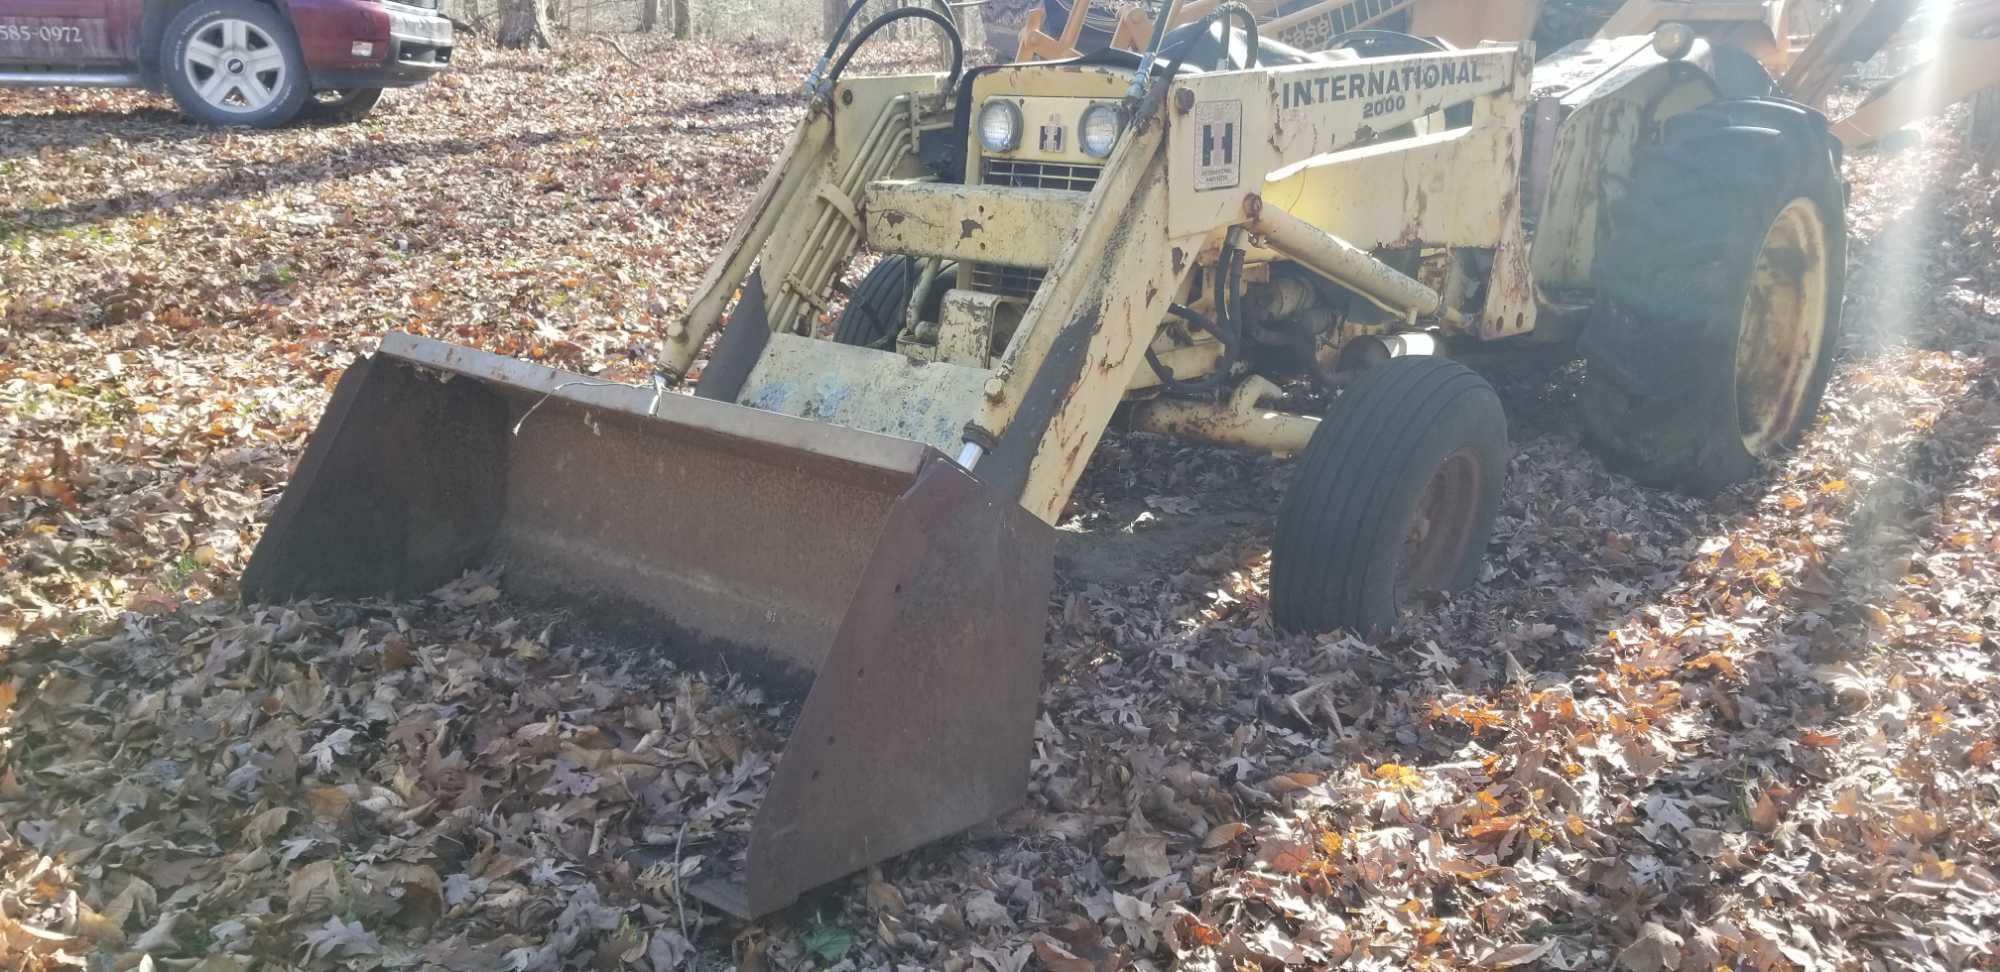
[183, 18, 287, 113]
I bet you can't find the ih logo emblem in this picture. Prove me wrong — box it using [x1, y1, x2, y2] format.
[1038, 125, 1064, 153]
[1201, 120, 1233, 166]
[1191, 99, 1242, 191]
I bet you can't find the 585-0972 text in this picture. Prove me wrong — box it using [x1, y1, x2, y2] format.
[0, 22, 86, 44]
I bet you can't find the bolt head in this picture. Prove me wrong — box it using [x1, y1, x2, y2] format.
[983, 377, 1006, 400]
[665, 322, 687, 339]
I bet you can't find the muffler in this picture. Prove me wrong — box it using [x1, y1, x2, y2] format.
[242, 332, 1054, 918]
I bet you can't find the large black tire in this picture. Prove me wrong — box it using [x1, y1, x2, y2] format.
[304, 87, 385, 123]
[1709, 44, 1777, 99]
[832, 255, 954, 349]
[161, 0, 309, 128]
[1579, 98, 1846, 495]
[1271, 357, 1508, 637]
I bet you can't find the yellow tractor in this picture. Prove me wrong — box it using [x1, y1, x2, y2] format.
[1015, 0, 1837, 85]
[241, 0, 1845, 917]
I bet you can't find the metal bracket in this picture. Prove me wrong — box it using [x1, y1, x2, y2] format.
[937, 288, 1004, 367]
[817, 182, 863, 232]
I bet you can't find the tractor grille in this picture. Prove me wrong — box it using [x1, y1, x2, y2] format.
[980, 158, 1102, 192]
[969, 264, 1045, 300]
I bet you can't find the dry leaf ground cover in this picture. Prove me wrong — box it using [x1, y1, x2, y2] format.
[3, 37, 1999, 972]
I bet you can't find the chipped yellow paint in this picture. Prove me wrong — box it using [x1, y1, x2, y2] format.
[862, 180, 1090, 269]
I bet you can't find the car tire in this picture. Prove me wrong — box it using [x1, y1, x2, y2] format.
[161, 0, 309, 128]
[833, 255, 956, 350]
[1579, 98, 1846, 495]
[1270, 356, 1508, 637]
[304, 87, 385, 123]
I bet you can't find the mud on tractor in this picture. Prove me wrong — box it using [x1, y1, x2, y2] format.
[241, 0, 1845, 918]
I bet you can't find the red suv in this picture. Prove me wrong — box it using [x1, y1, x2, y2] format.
[0, 0, 452, 126]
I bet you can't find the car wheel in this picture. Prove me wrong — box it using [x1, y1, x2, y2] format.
[305, 87, 386, 123]
[161, 0, 309, 128]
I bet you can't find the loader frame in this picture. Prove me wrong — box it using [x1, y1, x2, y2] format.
[660, 45, 1545, 523]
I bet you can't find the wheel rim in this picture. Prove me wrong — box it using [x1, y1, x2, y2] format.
[1394, 448, 1484, 603]
[1735, 197, 1830, 456]
[183, 18, 287, 114]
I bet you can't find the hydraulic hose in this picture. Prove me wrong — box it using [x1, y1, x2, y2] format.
[1151, 235, 1248, 396]
[826, 7, 965, 95]
[1216, 1, 1258, 70]
[809, 0, 963, 95]
[1156, 0, 1260, 85]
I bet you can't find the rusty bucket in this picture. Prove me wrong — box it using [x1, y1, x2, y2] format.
[242, 332, 1054, 918]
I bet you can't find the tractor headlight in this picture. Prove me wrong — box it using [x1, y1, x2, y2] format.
[1078, 103, 1122, 158]
[978, 100, 1023, 152]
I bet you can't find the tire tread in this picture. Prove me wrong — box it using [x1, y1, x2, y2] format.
[1272, 357, 1506, 635]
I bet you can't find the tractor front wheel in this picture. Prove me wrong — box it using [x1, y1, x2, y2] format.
[1579, 99, 1845, 495]
[1271, 356, 1507, 637]
[833, 255, 955, 349]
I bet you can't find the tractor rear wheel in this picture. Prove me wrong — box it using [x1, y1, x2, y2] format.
[1271, 356, 1507, 637]
[1579, 99, 1845, 495]
[1709, 44, 1777, 99]
[833, 255, 954, 349]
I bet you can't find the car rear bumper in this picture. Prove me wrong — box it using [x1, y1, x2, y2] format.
[295, 0, 453, 89]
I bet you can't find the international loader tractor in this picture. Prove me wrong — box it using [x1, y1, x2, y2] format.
[240, 0, 1844, 918]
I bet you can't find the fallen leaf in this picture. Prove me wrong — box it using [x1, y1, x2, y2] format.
[1201, 822, 1248, 849]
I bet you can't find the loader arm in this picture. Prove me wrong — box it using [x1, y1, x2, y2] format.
[967, 104, 1201, 522]
[1829, 2, 2000, 147]
[658, 74, 945, 381]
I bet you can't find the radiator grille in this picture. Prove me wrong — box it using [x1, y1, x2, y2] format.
[968, 265, 1045, 300]
[980, 158, 1102, 193]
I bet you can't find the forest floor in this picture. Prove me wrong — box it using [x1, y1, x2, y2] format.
[3, 35, 1998, 972]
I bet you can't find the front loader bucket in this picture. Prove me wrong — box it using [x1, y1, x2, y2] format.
[242, 332, 1055, 919]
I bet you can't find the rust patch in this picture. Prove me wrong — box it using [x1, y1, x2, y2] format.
[960, 219, 983, 240]
[1171, 247, 1186, 275]
[1144, 282, 1158, 307]
[883, 211, 906, 226]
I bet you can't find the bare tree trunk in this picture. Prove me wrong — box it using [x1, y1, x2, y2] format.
[639, 0, 658, 31]
[671, 0, 690, 39]
[498, 0, 552, 47]
[1971, 87, 2000, 167]
[823, 0, 847, 41]
[957, 3, 983, 54]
